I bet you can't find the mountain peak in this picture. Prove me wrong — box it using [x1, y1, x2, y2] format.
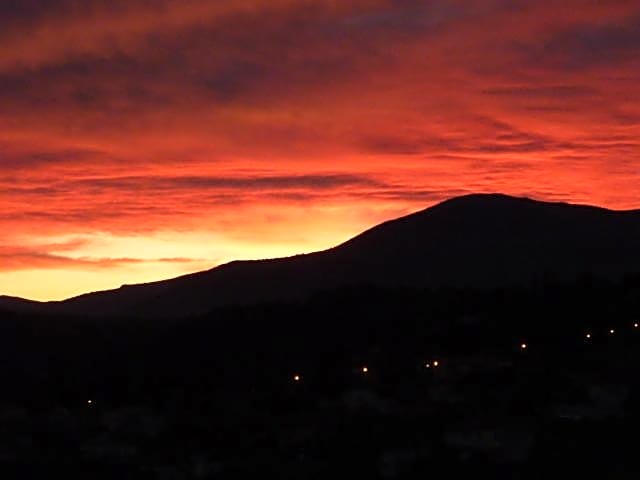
[441, 192, 528, 204]
[432, 193, 564, 212]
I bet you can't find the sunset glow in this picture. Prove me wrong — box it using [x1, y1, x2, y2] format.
[2, 0, 639, 300]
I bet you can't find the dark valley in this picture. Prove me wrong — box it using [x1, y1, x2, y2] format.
[1, 195, 640, 478]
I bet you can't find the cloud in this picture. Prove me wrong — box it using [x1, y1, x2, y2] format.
[70, 173, 382, 191]
[0, 244, 200, 272]
[3, 172, 381, 200]
[482, 85, 599, 98]
[529, 14, 640, 70]
[0, 171, 387, 237]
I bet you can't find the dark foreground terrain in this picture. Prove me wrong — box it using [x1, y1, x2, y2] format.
[1, 276, 640, 478]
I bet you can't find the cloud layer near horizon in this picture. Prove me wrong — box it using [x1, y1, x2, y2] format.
[2, 0, 640, 300]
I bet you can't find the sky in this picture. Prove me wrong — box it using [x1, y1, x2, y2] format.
[1, 0, 640, 301]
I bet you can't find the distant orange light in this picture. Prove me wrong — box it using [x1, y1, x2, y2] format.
[362, 366, 368, 373]
[520, 343, 527, 350]
[433, 360, 439, 367]
[293, 375, 301, 382]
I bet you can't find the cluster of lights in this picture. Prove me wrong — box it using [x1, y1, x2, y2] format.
[580, 323, 640, 341]
[82, 321, 640, 403]
[586, 323, 639, 340]
[285, 322, 640, 384]
[583, 323, 640, 341]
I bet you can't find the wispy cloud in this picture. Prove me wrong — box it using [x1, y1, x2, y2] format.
[0, 244, 201, 271]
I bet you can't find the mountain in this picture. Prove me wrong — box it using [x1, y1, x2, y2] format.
[0, 296, 43, 315]
[3, 193, 640, 318]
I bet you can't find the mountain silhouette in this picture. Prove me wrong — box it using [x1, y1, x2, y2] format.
[2, 193, 640, 317]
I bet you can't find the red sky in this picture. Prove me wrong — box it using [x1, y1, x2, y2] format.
[2, 0, 640, 300]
